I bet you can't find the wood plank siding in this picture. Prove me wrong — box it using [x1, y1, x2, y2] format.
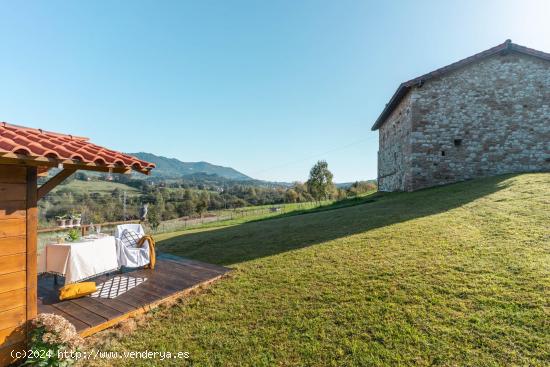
[0, 163, 227, 366]
[0, 165, 29, 365]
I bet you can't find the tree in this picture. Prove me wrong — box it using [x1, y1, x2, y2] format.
[285, 189, 299, 203]
[306, 160, 335, 202]
[154, 191, 165, 215]
[336, 188, 348, 200]
[183, 189, 193, 201]
[147, 205, 161, 231]
[178, 200, 196, 217]
[195, 191, 209, 217]
[291, 181, 311, 202]
[347, 181, 377, 197]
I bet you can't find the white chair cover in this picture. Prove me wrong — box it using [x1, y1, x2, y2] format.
[114, 224, 150, 268]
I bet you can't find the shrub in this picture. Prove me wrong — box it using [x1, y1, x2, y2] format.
[24, 313, 82, 366]
[66, 229, 81, 242]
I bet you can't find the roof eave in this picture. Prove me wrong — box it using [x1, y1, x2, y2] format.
[371, 84, 411, 131]
[0, 153, 153, 175]
[371, 40, 550, 131]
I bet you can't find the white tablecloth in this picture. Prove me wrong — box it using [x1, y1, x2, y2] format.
[46, 235, 119, 284]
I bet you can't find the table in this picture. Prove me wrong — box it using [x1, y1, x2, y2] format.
[45, 235, 119, 284]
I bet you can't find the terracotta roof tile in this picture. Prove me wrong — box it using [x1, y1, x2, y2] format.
[0, 122, 155, 174]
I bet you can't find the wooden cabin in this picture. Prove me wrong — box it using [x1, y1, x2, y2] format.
[0, 122, 155, 365]
[0, 122, 230, 366]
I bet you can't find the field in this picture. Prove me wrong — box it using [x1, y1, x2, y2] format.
[84, 173, 549, 366]
[53, 180, 140, 196]
[150, 198, 351, 234]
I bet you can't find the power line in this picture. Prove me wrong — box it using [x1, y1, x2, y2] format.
[250, 137, 371, 177]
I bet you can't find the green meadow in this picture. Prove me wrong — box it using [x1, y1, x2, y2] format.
[84, 173, 550, 367]
[53, 180, 141, 196]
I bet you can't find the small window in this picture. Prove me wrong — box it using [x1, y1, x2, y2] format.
[454, 139, 462, 147]
[441, 151, 446, 156]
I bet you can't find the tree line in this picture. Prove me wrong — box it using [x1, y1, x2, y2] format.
[38, 162, 375, 227]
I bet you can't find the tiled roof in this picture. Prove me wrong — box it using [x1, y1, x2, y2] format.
[0, 122, 155, 174]
[371, 40, 550, 131]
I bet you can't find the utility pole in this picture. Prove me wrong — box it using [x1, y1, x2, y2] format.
[123, 191, 127, 220]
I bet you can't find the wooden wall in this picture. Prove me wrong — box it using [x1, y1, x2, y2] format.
[0, 165, 37, 366]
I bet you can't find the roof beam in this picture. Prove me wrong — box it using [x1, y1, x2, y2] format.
[0, 155, 144, 174]
[37, 168, 77, 200]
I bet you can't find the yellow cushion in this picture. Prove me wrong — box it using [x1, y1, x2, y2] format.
[59, 282, 97, 300]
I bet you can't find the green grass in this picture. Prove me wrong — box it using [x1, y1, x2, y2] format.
[152, 196, 374, 235]
[84, 174, 550, 366]
[53, 180, 140, 196]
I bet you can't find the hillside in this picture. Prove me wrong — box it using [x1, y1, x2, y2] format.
[52, 179, 140, 196]
[86, 173, 549, 366]
[129, 152, 252, 180]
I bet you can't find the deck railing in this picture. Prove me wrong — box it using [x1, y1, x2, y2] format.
[37, 220, 142, 250]
[38, 220, 140, 235]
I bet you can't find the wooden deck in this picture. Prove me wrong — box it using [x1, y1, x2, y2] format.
[38, 253, 230, 337]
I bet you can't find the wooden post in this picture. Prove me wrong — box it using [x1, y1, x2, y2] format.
[37, 168, 76, 200]
[26, 167, 38, 323]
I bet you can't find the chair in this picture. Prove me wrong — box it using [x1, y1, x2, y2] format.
[114, 224, 151, 268]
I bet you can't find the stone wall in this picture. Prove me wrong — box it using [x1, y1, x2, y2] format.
[377, 93, 413, 191]
[378, 52, 550, 191]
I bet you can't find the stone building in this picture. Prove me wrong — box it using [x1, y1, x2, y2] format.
[372, 40, 550, 192]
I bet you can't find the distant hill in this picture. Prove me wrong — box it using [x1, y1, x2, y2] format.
[129, 152, 252, 181]
[53, 180, 141, 196]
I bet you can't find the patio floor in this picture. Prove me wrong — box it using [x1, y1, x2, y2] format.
[38, 253, 230, 336]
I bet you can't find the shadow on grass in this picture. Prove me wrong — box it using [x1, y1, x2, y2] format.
[158, 175, 516, 266]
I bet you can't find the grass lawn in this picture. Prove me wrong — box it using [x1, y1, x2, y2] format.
[84, 173, 549, 366]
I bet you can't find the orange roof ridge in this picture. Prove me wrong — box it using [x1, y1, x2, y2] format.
[1, 121, 90, 141]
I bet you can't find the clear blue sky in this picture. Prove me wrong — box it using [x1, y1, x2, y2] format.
[1, 1, 548, 182]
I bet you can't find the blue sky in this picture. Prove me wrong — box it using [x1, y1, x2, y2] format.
[1, 1, 548, 182]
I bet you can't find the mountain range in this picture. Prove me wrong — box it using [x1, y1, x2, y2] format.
[129, 152, 252, 181]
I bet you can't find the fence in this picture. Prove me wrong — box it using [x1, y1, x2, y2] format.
[151, 201, 330, 234]
[37, 200, 332, 248]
